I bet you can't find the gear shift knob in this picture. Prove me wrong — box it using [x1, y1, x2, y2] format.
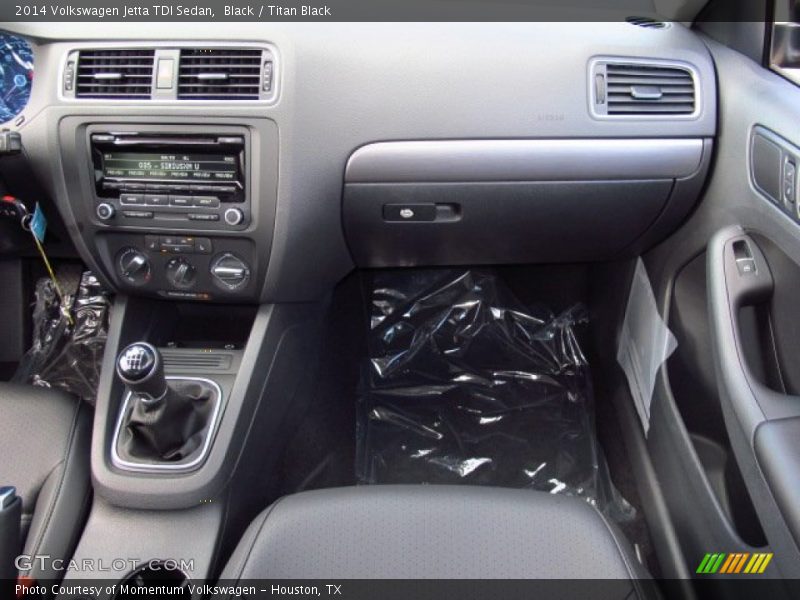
[117, 342, 168, 402]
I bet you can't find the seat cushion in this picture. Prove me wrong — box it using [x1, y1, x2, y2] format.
[0, 383, 92, 582]
[222, 485, 651, 585]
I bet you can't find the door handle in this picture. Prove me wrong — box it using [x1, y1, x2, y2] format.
[707, 227, 800, 433]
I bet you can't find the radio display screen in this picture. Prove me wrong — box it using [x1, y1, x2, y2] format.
[102, 152, 238, 182]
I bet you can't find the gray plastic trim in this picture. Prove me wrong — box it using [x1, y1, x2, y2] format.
[345, 138, 705, 183]
[110, 376, 223, 474]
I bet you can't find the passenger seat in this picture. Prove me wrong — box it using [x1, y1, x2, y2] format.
[0, 383, 92, 583]
[220, 485, 654, 594]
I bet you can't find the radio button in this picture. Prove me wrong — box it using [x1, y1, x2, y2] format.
[145, 194, 169, 206]
[193, 196, 220, 208]
[169, 195, 193, 207]
[188, 213, 220, 222]
[120, 193, 144, 205]
[123, 210, 154, 219]
[96, 203, 115, 220]
[122, 183, 146, 192]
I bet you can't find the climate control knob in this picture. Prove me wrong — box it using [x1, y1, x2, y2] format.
[165, 257, 197, 289]
[117, 248, 151, 287]
[210, 253, 250, 291]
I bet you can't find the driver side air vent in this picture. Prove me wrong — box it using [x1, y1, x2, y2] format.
[592, 60, 697, 117]
[75, 49, 155, 99]
[178, 48, 268, 100]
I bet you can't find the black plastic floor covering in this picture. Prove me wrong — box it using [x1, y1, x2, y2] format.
[357, 269, 633, 519]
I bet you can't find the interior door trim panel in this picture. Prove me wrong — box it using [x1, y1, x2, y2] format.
[750, 126, 800, 220]
[754, 417, 800, 546]
[636, 32, 800, 581]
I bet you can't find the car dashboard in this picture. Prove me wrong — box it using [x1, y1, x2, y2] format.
[1, 21, 716, 304]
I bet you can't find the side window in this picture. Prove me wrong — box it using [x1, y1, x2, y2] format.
[770, 0, 800, 85]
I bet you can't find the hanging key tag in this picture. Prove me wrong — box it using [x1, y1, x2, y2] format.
[24, 202, 74, 327]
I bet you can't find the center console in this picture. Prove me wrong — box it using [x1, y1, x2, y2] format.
[56, 117, 278, 303]
[50, 113, 288, 590]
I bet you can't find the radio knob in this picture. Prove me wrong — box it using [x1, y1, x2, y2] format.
[223, 207, 244, 227]
[96, 202, 115, 221]
[165, 257, 197, 289]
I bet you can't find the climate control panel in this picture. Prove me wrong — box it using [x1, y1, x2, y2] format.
[100, 233, 257, 302]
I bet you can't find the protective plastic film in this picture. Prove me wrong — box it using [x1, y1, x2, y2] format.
[357, 269, 633, 519]
[617, 259, 678, 436]
[13, 272, 110, 403]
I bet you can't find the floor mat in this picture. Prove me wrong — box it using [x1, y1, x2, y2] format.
[357, 269, 633, 520]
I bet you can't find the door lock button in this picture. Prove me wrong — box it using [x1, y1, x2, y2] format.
[737, 258, 757, 276]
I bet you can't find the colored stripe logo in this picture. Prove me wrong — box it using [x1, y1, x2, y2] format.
[696, 552, 773, 574]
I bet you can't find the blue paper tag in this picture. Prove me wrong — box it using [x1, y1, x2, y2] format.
[30, 202, 47, 243]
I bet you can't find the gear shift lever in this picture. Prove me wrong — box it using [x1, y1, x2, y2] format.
[117, 342, 168, 402]
[115, 342, 217, 464]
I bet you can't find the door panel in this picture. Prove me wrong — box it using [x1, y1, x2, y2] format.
[641, 24, 800, 586]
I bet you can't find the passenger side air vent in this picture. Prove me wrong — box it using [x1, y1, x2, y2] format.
[75, 49, 155, 99]
[178, 48, 270, 100]
[592, 60, 697, 117]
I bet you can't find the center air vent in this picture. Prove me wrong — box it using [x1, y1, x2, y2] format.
[75, 49, 155, 99]
[592, 60, 697, 117]
[178, 48, 267, 100]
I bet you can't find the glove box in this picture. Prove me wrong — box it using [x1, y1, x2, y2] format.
[343, 138, 711, 266]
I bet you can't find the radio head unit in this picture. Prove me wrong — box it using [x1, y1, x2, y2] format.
[92, 133, 245, 201]
[88, 131, 250, 230]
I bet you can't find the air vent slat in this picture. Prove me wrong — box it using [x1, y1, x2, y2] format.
[609, 95, 695, 103]
[177, 48, 265, 100]
[626, 16, 669, 29]
[606, 67, 687, 77]
[605, 76, 692, 86]
[608, 85, 694, 94]
[609, 104, 695, 114]
[75, 49, 155, 99]
[598, 60, 697, 117]
[179, 63, 261, 69]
